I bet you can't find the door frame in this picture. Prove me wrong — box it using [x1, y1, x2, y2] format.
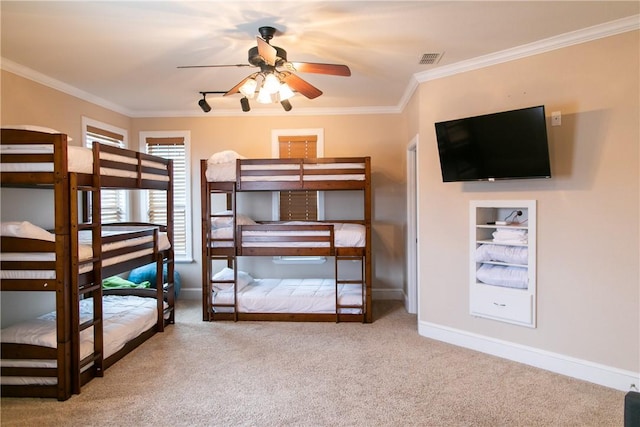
[406, 135, 419, 314]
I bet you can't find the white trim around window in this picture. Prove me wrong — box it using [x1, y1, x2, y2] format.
[139, 130, 193, 263]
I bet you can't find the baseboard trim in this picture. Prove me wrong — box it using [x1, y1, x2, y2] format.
[372, 288, 404, 301]
[179, 288, 202, 301]
[418, 320, 639, 392]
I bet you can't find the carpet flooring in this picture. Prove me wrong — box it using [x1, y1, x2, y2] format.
[1, 299, 625, 426]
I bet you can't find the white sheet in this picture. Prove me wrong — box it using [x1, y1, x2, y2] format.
[210, 222, 365, 248]
[205, 160, 366, 182]
[213, 277, 363, 314]
[1, 295, 165, 385]
[476, 264, 528, 289]
[0, 145, 169, 182]
[475, 244, 528, 265]
[492, 228, 528, 244]
[0, 223, 170, 280]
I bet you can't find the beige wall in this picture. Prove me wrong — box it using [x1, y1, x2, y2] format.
[0, 73, 409, 301]
[1, 71, 130, 144]
[130, 115, 409, 296]
[415, 31, 639, 372]
[1, 29, 638, 377]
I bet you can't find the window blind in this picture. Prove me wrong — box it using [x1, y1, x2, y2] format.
[85, 126, 127, 223]
[278, 135, 318, 221]
[145, 137, 188, 258]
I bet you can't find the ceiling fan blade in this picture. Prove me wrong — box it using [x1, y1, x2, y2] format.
[177, 64, 251, 69]
[224, 73, 259, 96]
[281, 73, 323, 99]
[288, 62, 351, 76]
[257, 36, 277, 66]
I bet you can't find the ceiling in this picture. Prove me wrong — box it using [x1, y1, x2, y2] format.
[1, 1, 638, 117]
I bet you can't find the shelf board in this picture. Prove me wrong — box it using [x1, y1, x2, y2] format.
[476, 239, 528, 247]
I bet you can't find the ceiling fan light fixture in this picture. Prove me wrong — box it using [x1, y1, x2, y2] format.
[256, 86, 273, 104]
[278, 82, 295, 101]
[239, 78, 257, 98]
[263, 73, 280, 94]
[181, 26, 352, 111]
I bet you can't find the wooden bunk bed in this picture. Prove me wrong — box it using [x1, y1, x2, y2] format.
[0, 128, 175, 400]
[201, 154, 372, 323]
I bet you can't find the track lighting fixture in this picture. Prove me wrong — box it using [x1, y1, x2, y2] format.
[198, 93, 211, 112]
[281, 99, 292, 111]
[240, 97, 251, 112]
[196, 91, 227, 113]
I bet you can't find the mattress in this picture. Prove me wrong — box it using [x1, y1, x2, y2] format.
[0, 223, 171, 280]
[0, 144, 169, 182]
[1, 295, 166, 385]
[212, 277, 363, 314]
[205, 160, 366, 183]
[210, 222, 366, 248]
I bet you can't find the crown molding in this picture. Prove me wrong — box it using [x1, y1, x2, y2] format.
[0, 58, 136, 117]
[413, 14, 639, 86]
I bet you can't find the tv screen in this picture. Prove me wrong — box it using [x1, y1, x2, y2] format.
[435, 105, 551, 182]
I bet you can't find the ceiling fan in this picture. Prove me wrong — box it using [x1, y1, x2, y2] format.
[178, 26, 351, 111]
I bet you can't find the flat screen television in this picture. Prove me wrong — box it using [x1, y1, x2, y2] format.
[434, 105, 551, 182]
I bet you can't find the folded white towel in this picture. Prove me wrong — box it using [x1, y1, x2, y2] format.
[492, 229, 528, 244]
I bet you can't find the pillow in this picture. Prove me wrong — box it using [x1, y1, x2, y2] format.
[475, 244, 528, 265]
[0, 221, 55, 242]
[211, 268, 254, 291]
[211, 210, 257, 229]
[2, 125, 73, 141]
[476, 264, 528, 289]
[127, 263, 182, 298]
[207, 150, 245, 165]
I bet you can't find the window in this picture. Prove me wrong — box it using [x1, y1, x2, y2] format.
[141, 131, 192, 262]
[271, 129, 325, 264]
[271, 128, 325, 220]
[83, 118, 128, 223]
[278, 135, 318, 220]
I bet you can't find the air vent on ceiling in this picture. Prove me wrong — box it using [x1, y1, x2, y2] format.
[419, 52, 443, 65]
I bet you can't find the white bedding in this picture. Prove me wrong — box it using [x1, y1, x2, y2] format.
[476, 264, 528, 289]
[210, 221, 365, 248]
[213, 277, 363, 314]
[475, 244, 528, 265]
[204, 151, 366, 183]
[0, 144, 169, 182]
[1, 295, 165, 385]
[0, 222, 170, 280]
[491, 228, 528, 245]
[206, 161, 366, 183]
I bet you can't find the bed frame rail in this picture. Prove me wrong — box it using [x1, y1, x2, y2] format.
[236, 157, 369, 191]
[237, 224, 335, 256]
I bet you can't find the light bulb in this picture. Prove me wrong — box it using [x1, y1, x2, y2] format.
[278, 83, 295, 101]
[256, 86, 273, 104]
[239, 78, 257, 98]
[263, 73, 280, 94]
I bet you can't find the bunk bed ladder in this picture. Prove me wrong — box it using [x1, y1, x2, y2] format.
[201, 166, 238, 321]
[163, 158, 175, 327]
[162, 254, 176, 326]
[70, 172, 104, 393]
[334, 253, 366, 323]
